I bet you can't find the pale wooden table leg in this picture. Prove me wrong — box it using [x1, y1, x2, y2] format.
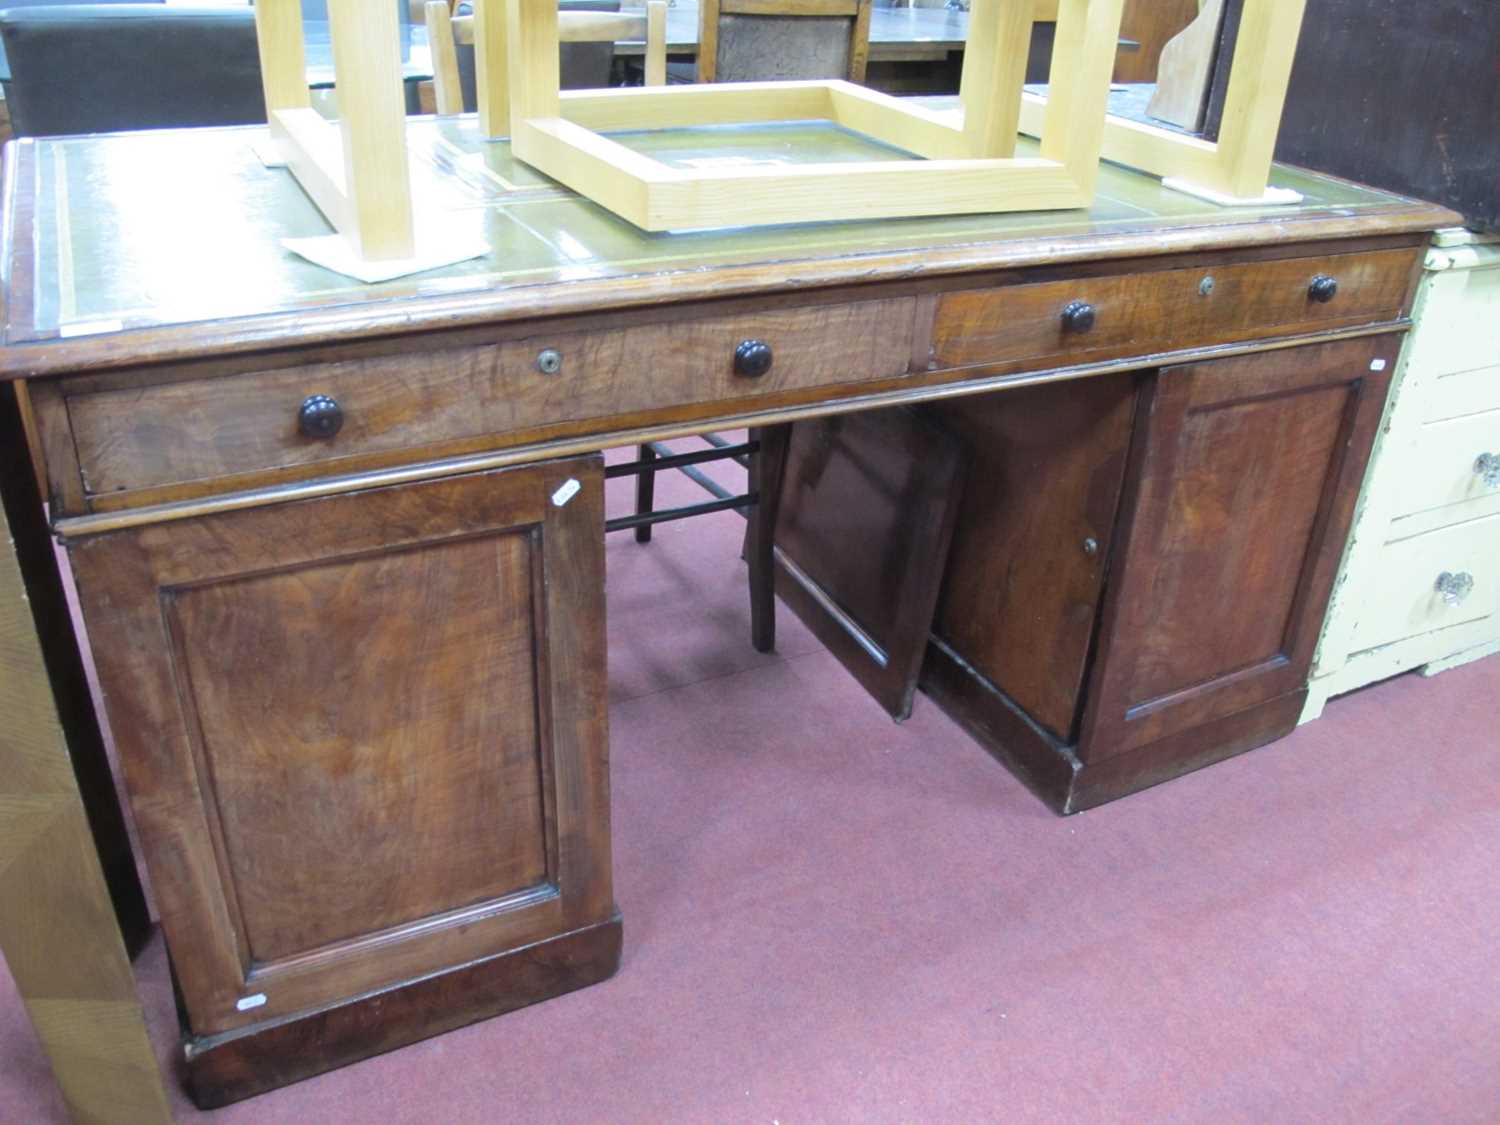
[0, 387, 171, 1125]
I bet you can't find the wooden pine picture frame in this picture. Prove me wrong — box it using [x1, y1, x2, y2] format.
[483, 0, 1127, 231]
[1020, 0, 1310, 205]
[254, 0, 417, 261]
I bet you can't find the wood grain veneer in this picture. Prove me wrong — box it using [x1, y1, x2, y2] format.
[772, 407, 966, 719]
[927, 375, 1138, 741]
[64, 297, 916, 504]
[1078, 334, 1397, 760]
[66, 456, 613, 1044]
[0, 119, 1458, 1109]
[914, 335, 1398, 811]
[930, 246, 1415, 372]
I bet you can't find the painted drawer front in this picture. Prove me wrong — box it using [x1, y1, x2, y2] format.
[1350, 515, 1500, 652]
[63, 296, 917, 504]
[1394, 406, 1500, 520]
[930, 247, 1416, 372]
[1403, 257, 1500, 376]
[1425, 364, 1500, 423]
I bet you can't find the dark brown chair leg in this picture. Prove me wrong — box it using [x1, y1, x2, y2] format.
[634, 442, 657, 543]
[747, 424, 792, 653]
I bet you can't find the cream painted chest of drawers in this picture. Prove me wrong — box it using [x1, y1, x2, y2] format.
[1303, 230, 1500, 721]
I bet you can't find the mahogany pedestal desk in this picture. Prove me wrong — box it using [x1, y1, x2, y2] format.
[0, 118, 1453, 1108]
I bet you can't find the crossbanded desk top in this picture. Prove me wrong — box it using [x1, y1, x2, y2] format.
[0, 112, 1443, 380]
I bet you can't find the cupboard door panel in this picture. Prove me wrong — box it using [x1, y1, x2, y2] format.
[1081, 337, 1398, 760]
[169, 534, 549, 965]
[67, 457, 610, 1037]
[928, 375, 1138, 741]
[772, 408, 965, 720]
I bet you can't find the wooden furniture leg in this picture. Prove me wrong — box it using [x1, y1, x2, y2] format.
[0, 385, 171, 1124]
[748, 424, 791, 654]
[615, 426, 786, 651]
[634, 441, 658, 544]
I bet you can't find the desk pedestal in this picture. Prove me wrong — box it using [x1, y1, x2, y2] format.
[779, 337, 1397, 813]
[62, 456, 616, 1107]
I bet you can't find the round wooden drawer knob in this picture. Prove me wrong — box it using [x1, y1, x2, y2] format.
[298, 394, 344, 439]
[1061, 300, 1097, 333]
[734, 339, 774, 378]
[1308, 275, 1339, 303]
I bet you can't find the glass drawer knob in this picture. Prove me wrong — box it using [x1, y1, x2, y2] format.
[1475, 453, 1500, 489]
[1435, 571, 1475, 607]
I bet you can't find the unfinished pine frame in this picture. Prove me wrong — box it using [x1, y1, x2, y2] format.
[254, 0, 416, 260]
[483, 0, 1126, 231]
[428, 2, 670, 116]
[1019, 0, 1309, 204]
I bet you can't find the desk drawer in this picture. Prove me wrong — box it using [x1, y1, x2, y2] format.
[1350, 515, 1500, 652]
[65, 297, 916, 501]
[930, 248, 1415, 372]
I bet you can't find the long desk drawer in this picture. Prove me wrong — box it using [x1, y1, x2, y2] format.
[63, 297, 917, 501]
[930, 248, 1415, 372]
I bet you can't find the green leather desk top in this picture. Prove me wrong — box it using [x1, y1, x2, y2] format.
[0, 111, 1441, 376]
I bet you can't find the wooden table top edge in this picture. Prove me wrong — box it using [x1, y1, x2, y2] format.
[0, 183, 1458, 381]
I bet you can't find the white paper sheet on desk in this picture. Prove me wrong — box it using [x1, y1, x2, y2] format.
[281, 221, 489, 284]
[255, 128, 493, 283]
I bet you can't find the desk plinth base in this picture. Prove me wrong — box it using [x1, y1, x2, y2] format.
[921, 641, 1304, 815]
[181, 914, 623, 1110]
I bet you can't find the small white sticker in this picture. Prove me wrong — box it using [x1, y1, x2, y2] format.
[58, 319, 125, 338]
[1370, 358, 1388, 372]
[236, 993, 268, 1012]
[551, 478, 582, 508]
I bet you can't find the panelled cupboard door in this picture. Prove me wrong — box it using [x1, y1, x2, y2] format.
[1079, 337, 1398, 761]
[772, 409, 966, 720]
[66, 457, 611, 1038]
